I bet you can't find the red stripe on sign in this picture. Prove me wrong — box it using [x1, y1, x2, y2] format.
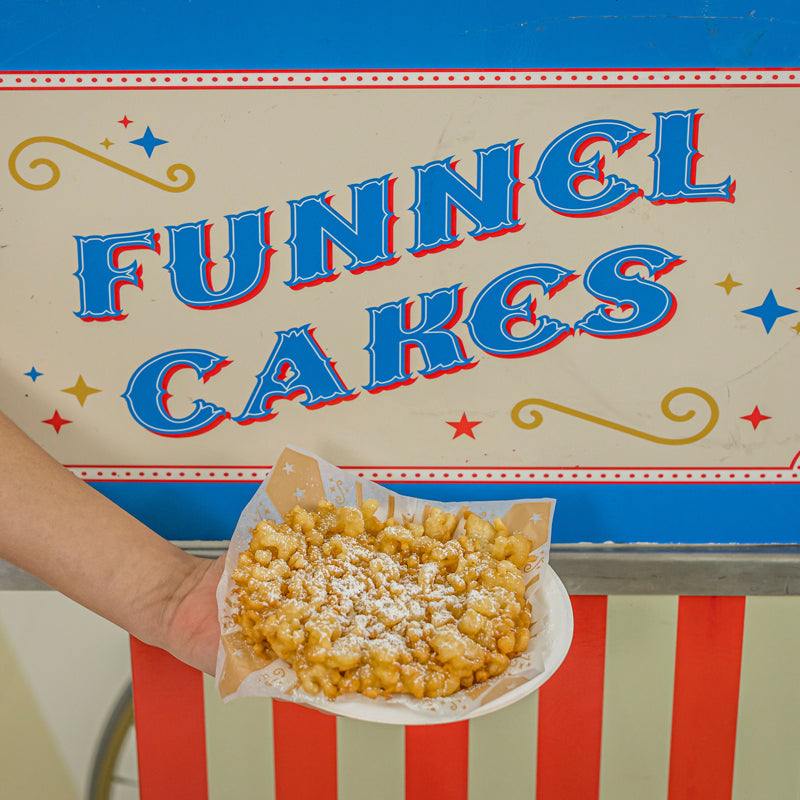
[536, 595, 607, 800]
[272, 699, 337, 800]
[405, 721, 469, 800]
[129, 637, 208, 800]
[668, 596, 746, 800]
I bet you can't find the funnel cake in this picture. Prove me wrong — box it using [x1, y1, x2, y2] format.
[232, 499, 534, 699]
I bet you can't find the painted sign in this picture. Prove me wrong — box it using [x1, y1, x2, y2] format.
[2, 69, 798, 542]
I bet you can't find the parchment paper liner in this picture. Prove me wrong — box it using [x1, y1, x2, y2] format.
[215, 446, 573, 724]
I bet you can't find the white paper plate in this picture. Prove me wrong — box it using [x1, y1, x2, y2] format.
[217, 447, 572, 724]
[284, 564, 574, 725]
[465, 564, 573, 722]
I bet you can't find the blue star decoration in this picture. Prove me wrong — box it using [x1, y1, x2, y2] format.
[130, 126, 168, 158]
[741, 290, 797, 333]
[25, 366, 43, 382]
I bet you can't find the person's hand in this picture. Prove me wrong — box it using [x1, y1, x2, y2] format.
[162, 554, 227, 675]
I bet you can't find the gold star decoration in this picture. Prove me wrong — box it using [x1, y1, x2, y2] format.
[61, 375, 101, 406]
[793, 321, 800, 334]
[99, 137, 114, 150]
[715, 273, 742, 295]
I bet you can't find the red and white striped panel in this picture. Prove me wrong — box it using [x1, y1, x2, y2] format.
[130, 594, 800, 800]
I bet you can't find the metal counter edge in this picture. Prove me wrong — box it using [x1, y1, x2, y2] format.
[2, 543, 798, 595]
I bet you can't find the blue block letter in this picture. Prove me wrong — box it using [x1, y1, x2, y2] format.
[464, 264, 574, 357]
[74, 229, 158, 320]
[235, 326, 356, 422]
[409, 141, 522, 256]
[286, 175, 396, 289]
[364, 285, 475, 392]
[123, 349, 230, 436]
[646, 110, 734, 204]
[163, 208, 273, 309]
[532, 120, 646, 217]
[575, 244, 681, 337]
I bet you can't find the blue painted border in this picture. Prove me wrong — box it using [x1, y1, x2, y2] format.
[1, 1, 797, 70]
[91, 480, 800, 545]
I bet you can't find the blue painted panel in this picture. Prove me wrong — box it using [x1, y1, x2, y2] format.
[90, 480, 800, 545]
[91, 481, 257, 543]
[1, 1, 798, 69]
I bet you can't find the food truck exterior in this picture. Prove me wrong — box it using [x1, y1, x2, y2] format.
[1, 2, 799, 798]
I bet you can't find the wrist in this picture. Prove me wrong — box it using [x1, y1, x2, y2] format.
[154, 553, 224, 674]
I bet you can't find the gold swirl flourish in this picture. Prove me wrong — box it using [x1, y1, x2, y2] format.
[511, 387, 718, 445]
[329, 478, 347, 506]
[9, 135, 195, 192]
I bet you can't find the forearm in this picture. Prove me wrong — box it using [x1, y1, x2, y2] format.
[0, 410, 197, 650]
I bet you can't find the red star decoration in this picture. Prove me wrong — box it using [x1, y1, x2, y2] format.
[447, 412, 482, 439]
[43, 410, 72, 433]
[741, 406, 770, 430]
[118, 115, 133, 128]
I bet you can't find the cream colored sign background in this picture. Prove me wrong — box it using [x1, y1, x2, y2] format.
[1, 87, 797, 467]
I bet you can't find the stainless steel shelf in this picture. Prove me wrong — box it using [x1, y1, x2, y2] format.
[2, 543, 799, 595]
[548, 544, 800, 596]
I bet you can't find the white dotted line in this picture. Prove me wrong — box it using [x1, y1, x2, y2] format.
[68, 466, 800, 483]
[69, 467, 270, 481]
[352, 469, 800, 483]
[2, 70, 798, 89]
